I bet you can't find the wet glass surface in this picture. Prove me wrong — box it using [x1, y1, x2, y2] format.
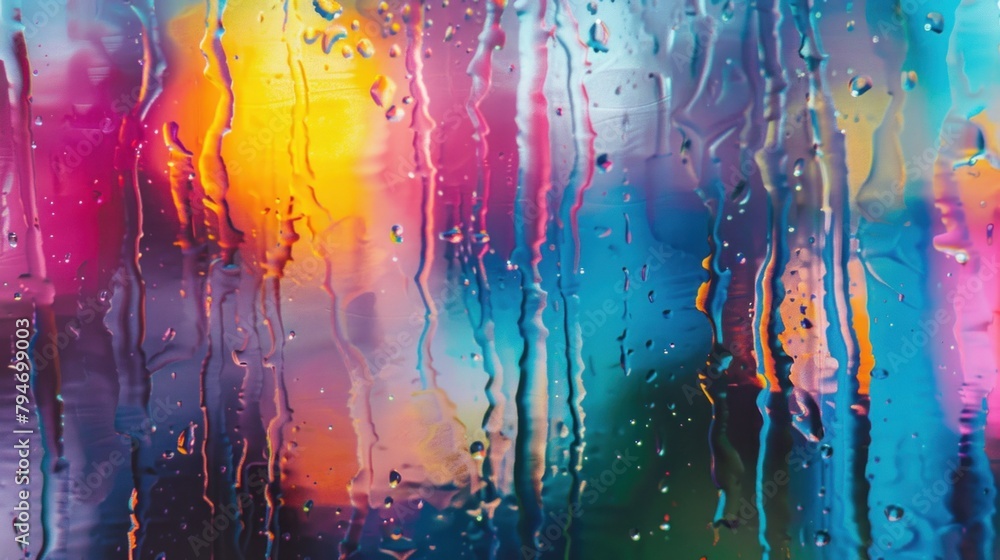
[1, 0, 999, 558]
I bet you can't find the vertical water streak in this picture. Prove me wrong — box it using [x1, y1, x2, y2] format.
[402, 0, 474, 525]
[198, 262, 242, 559]
[263, 2, 316, 553]
[158, 122, 212, 362]
[552, 2, 594, 555]
[512, 0, 552, 550]
[462, 1, 509, 555]
[259, 201, 300, 559]
[750, 0, 794, 554]
[282, 0, 316, 184]
[112, 2, 167, 555]
[197, 2, 245, 557]
[199, 0, 245, 266]
[673, 5, 747, 529]
[1, 4, 62, 556]
[788, 0, 871, 555]
[406, 0, 444, 392]
[164, 123, 199, 254]
[234, 272, 268, 558]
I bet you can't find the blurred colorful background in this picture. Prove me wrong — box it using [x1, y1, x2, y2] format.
[2, 0, 1000, 558]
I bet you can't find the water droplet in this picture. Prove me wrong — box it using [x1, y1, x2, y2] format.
[384, 496, 394, 508]
[444, 25, 455, 42]
[303, 499, 314, 513]
[370, 75, 396, 108]
[596, 153, 613, 172]
[846, 20, 855, 31]
[628, 528, 641, 541]
[588, 20, 610, 53]
[33, 116, 42, 126]
[925, 12, 944, 33]
[658, 479, 669, 493]
[814, 530, 830, 547]
[391, 224, 404, 243]
[820, 444, 833, 458]
[323, 25, 348, 53]
[7, 232, 18, 248]
[793, 158, 805, 177]
[357, 38, 375, 58]
[312, 0, 343, 20]
[901, 70, 918, 91]
[470, 441, 485, 460]
[988, 223, 994, 245]
[385, 105, 405, 122]
[162, 327, 176, 342]
[288, 330, 296, 340]
[389, 470, 402, 488]
[471, 231, 490, 244]
[586, 2, 598, 15]
[884, 505, 904, 522]
[955, 251, 969, 264]
[849, 75, 873, 97]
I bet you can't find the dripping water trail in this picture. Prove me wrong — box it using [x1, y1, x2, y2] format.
[406, 0, 443, 393]
[403, 0, 474, 526]
[114, 2, 167, 555]
[790, 0, 871, 555]
[198, 262, 242, 560]
[672, 5, 747, 530]
[260, 199, 302, 560]
[258, 3, 317, 554]
[750, 0, 795, 556]
[462, 0, 509, 555]
[198, 0, 245, 267]
[552, 1, 595, 556]
[512, 0, 552, 551]
[260, 273, 294, 560]
[197, 1, 246, 557]
[696, 176, 742, 528]
[2, 7, 63, 554]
